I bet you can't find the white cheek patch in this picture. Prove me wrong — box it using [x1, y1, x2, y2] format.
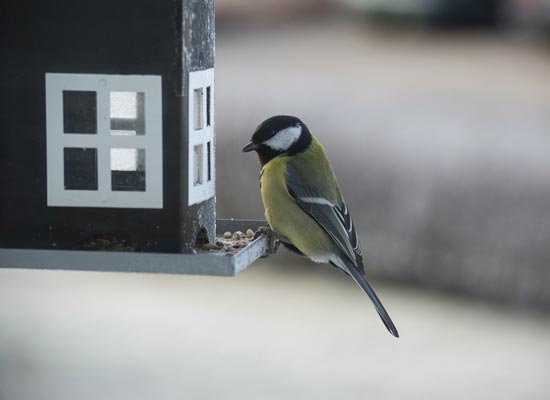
[263, 125, 301, 151]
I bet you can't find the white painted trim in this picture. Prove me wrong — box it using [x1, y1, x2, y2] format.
[188, 68, 215, 206]
[45, 73, 163, 208]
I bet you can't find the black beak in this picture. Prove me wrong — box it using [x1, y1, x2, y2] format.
[242, 141, 259, 152]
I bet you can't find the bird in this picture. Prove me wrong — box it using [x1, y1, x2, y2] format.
[242, 115, 399, 337]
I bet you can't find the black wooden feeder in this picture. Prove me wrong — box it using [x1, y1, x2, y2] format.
[0, 0, 271, 275]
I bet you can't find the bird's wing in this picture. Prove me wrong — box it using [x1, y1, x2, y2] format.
[286, 163, 399, 337]
[285, 163, 362, 271]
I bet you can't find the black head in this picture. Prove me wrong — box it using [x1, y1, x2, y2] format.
[242, 115, 312, 166]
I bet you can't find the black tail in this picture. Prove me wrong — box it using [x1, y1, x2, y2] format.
[345, 261, 399, 338]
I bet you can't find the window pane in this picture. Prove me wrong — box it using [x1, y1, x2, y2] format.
[206, 86, 211, 127]
[194, 88, 203, 130]
[64, 148, 98, 190]
[110, 92, 145, 135]
[63, 91, 97, 134]
[111, 148, 145, 191]
[194, 144, 203, 186]
[207, 141, 211, 182]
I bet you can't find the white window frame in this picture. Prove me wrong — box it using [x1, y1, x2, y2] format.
[45, 73, 163, 208]
[188, 68, 215, 206]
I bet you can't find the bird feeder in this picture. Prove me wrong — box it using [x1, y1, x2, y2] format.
[0, 0, 271, 275]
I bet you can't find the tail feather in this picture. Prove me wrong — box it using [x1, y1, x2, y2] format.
[345, 261, 399, 338]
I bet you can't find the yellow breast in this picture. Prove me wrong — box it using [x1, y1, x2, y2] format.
[260, 156, 333, 257]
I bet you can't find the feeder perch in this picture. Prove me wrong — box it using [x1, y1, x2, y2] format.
[0, 0, 273, 276]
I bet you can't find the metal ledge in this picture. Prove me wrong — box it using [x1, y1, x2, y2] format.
[0, 219, 270, 276]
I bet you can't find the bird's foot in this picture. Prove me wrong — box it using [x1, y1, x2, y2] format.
[255, 226, 281, 257]
[254, 226, 274, 239]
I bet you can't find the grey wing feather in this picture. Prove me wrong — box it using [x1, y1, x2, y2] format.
[285, 164, 362, 271]
[337, 201, 364, 270]
[286, 164, 399, 337]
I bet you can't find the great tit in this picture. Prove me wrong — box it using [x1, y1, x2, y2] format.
[242, 115, 399, 337]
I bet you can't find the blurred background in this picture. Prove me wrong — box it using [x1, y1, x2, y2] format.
[1, 1, 549, 399]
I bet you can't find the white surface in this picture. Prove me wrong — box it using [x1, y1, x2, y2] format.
[188, 68, 215, 205]
[193, 88, 204, 130]
[111, 148, 144, 172]
[110, 91, 140, 119]
[45, 73, 163, 208]
[0, 261, 548, 400]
